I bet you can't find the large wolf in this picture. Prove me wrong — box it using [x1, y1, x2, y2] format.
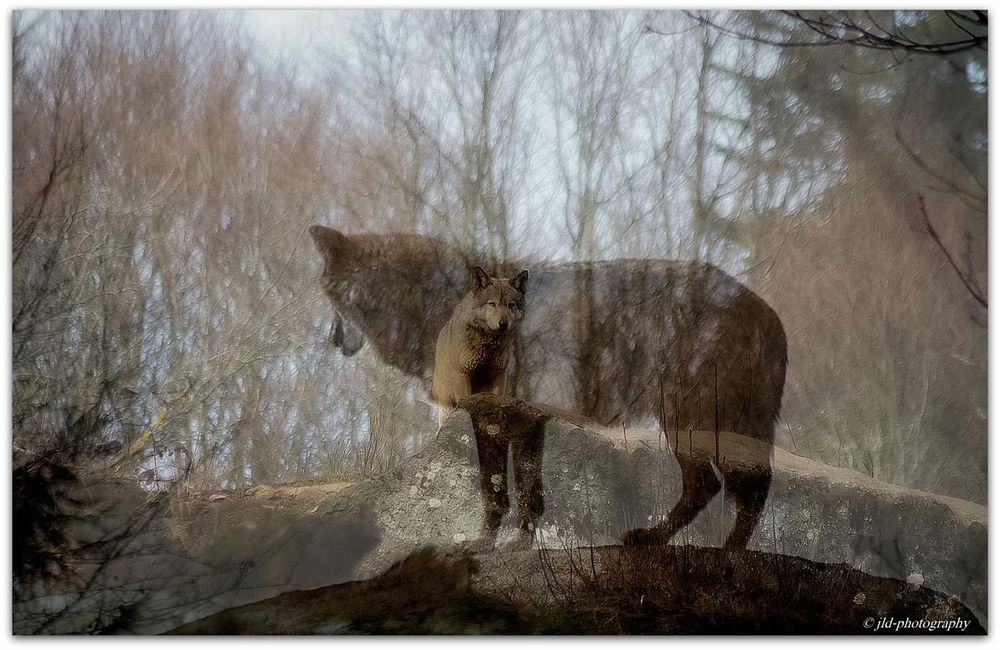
[309, 226, 787, 549]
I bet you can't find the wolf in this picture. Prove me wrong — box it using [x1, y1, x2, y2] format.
[309, 226, 787, 549]
[432, 266, 528, 427]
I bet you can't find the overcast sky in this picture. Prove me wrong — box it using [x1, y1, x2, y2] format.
[240, 9, 360, 70]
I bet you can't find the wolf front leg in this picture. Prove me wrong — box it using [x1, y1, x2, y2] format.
[490, 371, 508, 397]
[509, 421, 545, 549]
[472, 418, 510, 548]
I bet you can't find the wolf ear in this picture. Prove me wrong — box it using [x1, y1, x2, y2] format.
[309, 225, 349, 260]
[511, 269, 528, 294]
[470, 265, 491, 291]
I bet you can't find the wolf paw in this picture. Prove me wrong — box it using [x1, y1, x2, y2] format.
[450, 537, 496, 556]
[620, 527, 667, 547]
[500, 530, 535, 552]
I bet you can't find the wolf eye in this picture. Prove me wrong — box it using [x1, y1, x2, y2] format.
[507, 302, 516, 309]
[487, 300, 497, 307]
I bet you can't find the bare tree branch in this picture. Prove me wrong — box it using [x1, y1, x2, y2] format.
[667, 10, 987, 56]
[913, 195, 987, 310]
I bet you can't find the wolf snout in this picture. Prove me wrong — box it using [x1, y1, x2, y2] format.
[498, 319, 509, 332]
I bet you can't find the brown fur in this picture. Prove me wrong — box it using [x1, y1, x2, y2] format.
[432, 266, 528, 427]
[310, 227, 787, 549]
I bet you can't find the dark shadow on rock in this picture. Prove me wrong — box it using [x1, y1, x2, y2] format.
[166, 544, 984, 635]
[167, 546, 533, 635]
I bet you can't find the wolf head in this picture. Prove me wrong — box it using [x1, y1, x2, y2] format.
[309, 226, 365, 356]
[309, 225, 468, 378]
[466, 266, 528, 334]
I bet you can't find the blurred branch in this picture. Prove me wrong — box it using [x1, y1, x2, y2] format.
[655, 13, 834, 48]
[894, 129, 986, 213]
[913, 195, 986, 311]
[784, 10, 987, 55]
[672, 10, 987, 56]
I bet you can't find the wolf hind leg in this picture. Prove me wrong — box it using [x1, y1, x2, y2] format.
[724, 466, 771, 549]
[621, 459, 721, 546]
[724, 414, 776, 549]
